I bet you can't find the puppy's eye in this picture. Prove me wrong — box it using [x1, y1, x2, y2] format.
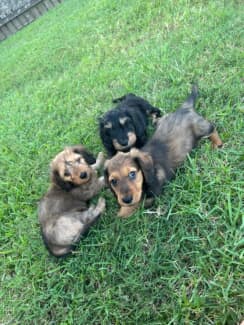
[64, 170, 71, 177]
[128, 171, 136, 180]
[110, 179, 118, 187]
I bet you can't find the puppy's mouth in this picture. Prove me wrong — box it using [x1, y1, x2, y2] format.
[113, 132, 137, 151]
[120, 200, 137, 207]
[113, 142, 131, 151]
[119, 201, 140, 208]
[73, 177, 90, 185]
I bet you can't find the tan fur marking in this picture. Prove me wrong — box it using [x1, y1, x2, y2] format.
[104, 122, 112, 129]
[119, 117, 129, 125]
[112, 132, 137, 150]
[209, 129, 223, 148]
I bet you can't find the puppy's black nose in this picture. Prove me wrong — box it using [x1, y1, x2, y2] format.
[80, 171, 87, 179]
[119, 139, 128, 146]
[122, 195, 133, 204]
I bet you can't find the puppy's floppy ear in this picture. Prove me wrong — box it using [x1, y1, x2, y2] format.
[112, 93, 137, 103]
[112, 94, 127, 103]
[51, 170, 74, 191]
[130, 149, 159, 196]
[72, 145, 96, 165]
[103, 160, 117, 198]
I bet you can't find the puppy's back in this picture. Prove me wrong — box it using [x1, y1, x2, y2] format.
[148, 86, 201, 169]
[38, 187, 87, 224]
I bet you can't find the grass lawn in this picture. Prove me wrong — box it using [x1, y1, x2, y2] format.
[0, 0, 243, 323]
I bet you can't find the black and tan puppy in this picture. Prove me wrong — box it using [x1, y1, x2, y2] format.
[99, 93, 161, 156]
[38, 145, 105, 256]
[104, 86, 223, 217]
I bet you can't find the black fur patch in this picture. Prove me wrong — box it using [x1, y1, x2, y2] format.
[72, 147, 96, 165]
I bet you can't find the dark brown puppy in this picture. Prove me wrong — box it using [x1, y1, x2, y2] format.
[38, 145, 105, 256]
[104, 86, 223, 217]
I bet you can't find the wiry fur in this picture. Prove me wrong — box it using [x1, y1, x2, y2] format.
[38, 145, 105, 256]
[104, 86, 223, 217]
[99, 93, 161, 156]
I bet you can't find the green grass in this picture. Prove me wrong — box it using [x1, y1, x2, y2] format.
[0, 0, 243, 323]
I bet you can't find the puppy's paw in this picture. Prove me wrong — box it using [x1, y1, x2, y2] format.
[96, 152, 105, 166]
[92, 152, 106, 170]
[96, 197, 106, 213]
[144, 197, 155, 208]
[152, 113, 159, 125]
[98, 176, 105, 187]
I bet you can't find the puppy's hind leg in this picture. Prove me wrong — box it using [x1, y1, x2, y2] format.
[209, 129, 223, 149]
[141, 100, 161, 118]
[43, 213, 88, 256]
[193, 117, 223, 149]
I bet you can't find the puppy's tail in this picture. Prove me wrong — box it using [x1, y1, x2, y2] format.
[112, 93, 136, 103]
[181, 84, 199, 110]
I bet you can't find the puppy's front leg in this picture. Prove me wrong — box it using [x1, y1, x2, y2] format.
[118, 205, 139, 218]
[92, 152, 105, 170]
[81, 197, 106, 224]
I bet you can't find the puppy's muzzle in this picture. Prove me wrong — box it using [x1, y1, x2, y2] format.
[113, 132, 137, 151]
[113, 139, 129, 150]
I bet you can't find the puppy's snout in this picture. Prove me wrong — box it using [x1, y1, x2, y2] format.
[119, 139, 128, 146]
[80, 171, 88, 179]
[122, 195, 133, 204]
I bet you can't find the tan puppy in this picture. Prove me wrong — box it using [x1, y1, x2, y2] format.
[38, 145, 105, 256]
[104, 86, 223, 217]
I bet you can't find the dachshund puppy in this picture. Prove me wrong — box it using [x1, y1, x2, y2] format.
[99, 93, 161, 156]
[38, 145, 105, 256]
[104, 86, 223, 217]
